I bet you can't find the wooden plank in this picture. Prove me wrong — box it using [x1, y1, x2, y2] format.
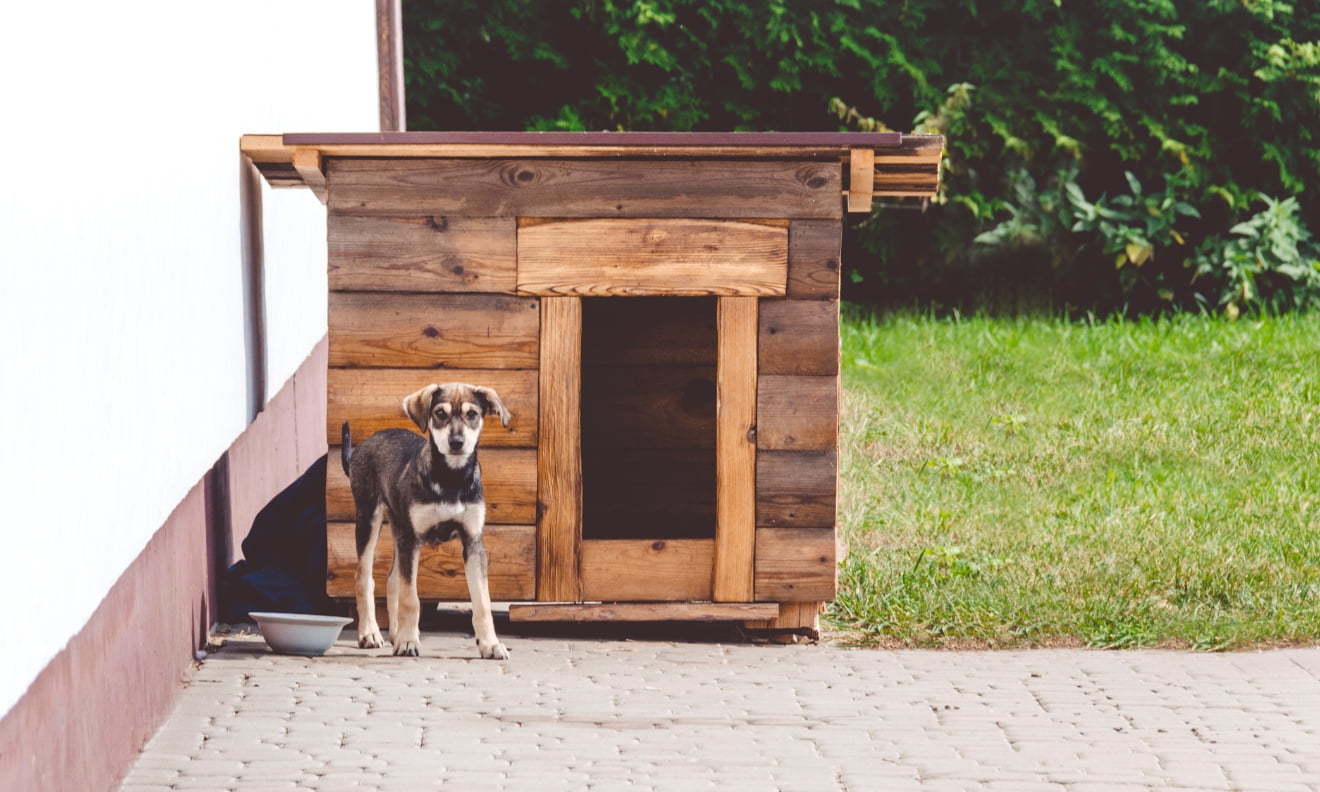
[754, 527, 838, 602]
[758, 299, 839, 375]
[579, 539, 714, 601]
[846, 147, 874, 213]
[582, 297, 716, 367]
[516, 218, 788, 297]
[509, 602, 780, 623]
[713, 297, 758, 602]
[787, 220, 842, 300]
[537, 297, 583, 602]
[292, 148, 327, 204]
[873, 145, 943, 197]
[326, 159, 843, 219]
[328, 368, 537, 447]
[328, 292, 539, 369]
[756, 450, 837, 529]
[327, 215, 517, 293]
[326, 446, 536, 524]
[326, 523, 535, 600]
[744, 601, 824, 631]
[581, 366, 716, 449]
[756, 375, 839, 451]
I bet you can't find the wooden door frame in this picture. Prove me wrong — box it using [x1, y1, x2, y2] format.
[534, 295, 759, 604]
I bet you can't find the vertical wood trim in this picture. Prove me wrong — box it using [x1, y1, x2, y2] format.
[375, 0, 406, 132]
[847, 148, 875, 213]
[537, 297, 583, 602]
[714, 297, 758, 601]
[292, 148, 327, 204]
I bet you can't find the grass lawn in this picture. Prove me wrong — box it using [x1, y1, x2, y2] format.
[832, 309, 1320, 650]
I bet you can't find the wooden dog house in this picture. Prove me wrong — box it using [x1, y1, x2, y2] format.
[241, 131, 942, 632]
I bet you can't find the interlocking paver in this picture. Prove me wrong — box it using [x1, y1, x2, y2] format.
[117, 631, 1320, 791]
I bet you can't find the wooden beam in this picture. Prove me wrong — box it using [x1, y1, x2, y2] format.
[327, 367, 537, 448]
[756, 375, 839, 451]
[327, 292, 539, 369]
[847, 147, 875, 213]
[291, 147, 327, 204]
[754, 527, 837, 602]
[508, 602, 780, 623]
[325, 159, 843, 219]
[580, 539, 714, 602]
[326, 523, 535, 600]
[713, 297, 758, 602]
[758, 299, 840, 376]
[743, 601, 824, 632]
[872, 145, 943, 197]
[328, 215, 517, 294]
[537, 297, 583, 602]
[756, 450, 837, 529]
[516, 219, 788, 297]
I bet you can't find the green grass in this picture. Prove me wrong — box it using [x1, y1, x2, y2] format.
[831, 309, 1320, 650]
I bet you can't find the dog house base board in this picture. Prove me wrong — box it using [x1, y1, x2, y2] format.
[508, 602, 781, 623]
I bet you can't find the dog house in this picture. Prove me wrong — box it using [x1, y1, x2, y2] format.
[241, 131, 942, 632]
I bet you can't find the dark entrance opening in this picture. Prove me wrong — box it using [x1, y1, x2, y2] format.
[581, 297, 717, 540]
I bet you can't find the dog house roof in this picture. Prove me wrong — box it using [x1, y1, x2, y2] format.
[241, 131, 943, 212]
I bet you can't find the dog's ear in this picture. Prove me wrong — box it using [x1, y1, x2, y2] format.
[473, 386, 512, 428]
[402, 384, 441, 433]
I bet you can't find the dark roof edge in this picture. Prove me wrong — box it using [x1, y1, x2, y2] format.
[282, 131, 920, 148]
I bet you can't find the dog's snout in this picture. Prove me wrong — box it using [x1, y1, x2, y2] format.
[447, 433, 466, 452]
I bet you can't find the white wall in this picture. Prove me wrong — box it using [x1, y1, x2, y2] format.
[0, 1, 377, 717]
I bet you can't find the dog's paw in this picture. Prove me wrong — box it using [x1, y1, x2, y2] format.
[358, 630, 385, 649]
[478, 639, 509, 660]
[393, 639, 421, 657]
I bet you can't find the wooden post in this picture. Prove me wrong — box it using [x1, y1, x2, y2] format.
[847, 147, 875, 213]
[375, 0, 406, 132]
[537, 297, 583, 602]
[714, 297, 758, 601]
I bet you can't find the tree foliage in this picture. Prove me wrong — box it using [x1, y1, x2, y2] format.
[403, 0, 1320, 314]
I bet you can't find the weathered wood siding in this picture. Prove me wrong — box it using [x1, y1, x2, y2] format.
[324, 157, 840, 607]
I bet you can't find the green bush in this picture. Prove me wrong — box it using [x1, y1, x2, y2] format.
[1192, 196, 1320, 315]
[402, 0, 1320, 314]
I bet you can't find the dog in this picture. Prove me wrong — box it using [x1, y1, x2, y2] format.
[340, 382, 511, 659]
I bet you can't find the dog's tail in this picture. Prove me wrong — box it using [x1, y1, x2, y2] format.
[340, 421, 353, 476]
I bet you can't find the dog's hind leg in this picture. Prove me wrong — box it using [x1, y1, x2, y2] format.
[391, 535, 424, 656]
[385, 553, 399, 644]
[354, 503, 386, 649]
[460, 518, 508, 660]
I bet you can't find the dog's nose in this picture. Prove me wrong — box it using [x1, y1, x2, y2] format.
[448, 435, 466, 452]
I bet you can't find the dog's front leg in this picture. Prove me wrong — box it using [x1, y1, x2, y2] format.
[461, 528, 508, 660]
[391, 536, 424, 656]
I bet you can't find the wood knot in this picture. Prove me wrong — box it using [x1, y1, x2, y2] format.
[501, 163, 542, 187]
[651, 541, 667, 552]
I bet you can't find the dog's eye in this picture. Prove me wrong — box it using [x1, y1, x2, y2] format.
[466, 409, 479, 421]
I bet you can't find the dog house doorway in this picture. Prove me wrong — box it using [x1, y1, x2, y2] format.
[581, 297, 717, 541]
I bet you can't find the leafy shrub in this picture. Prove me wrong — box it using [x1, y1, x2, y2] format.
[402, 0, 1320, 314]
[1192, 196, 1320, 315]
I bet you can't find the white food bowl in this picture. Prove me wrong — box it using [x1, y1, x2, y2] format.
[249, 612, 353, 656]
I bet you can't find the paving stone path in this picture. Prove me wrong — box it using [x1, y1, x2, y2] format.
[120, 630, 1320, 791]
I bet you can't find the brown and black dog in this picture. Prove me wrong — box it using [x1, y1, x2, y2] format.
[341, 383, 511, 659]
